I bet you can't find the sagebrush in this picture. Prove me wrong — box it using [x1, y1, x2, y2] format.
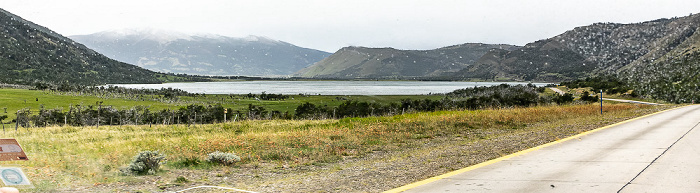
[121, 151, 166, 175]
[206, 151, 241, 166]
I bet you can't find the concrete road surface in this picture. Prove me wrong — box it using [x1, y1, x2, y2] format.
[390, 105, 700, 193]
[602, 98, 663, 106]
[549, 87, 566, 96]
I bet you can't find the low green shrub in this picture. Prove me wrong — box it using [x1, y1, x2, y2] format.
[206, 151, 241, 166]
[580, 91, 599, 103]
[121, 150, 167, 175]
[174, 176, 190, 183]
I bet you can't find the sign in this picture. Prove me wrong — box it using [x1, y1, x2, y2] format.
[0, 139, 27, 161]
[0, 167, 30, 186]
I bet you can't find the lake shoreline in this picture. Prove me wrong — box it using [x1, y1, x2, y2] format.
[111, 81, 552, 95]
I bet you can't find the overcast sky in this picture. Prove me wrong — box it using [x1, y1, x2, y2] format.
[1, 0, 699, 52]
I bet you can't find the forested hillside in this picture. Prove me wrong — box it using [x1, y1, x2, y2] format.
[455, 14, 700, 83]
[295, 43, 519, 79]
[0, 8, 163, 86]
[623, 31, 700, 103]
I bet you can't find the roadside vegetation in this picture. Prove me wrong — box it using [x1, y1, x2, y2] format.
[0, 87, 440, 125]
[0, 82, 682, 192]
[559, 75, 696, 104]
[1, 84, 587, 128]
[5, 102, 673, 192]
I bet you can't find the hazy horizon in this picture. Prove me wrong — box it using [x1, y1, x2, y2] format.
[1, 0, 699, 52]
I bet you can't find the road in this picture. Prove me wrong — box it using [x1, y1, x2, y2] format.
[602, 98, 662, 105]
[549, 87, 566, 95]
[388, 105, 700, 192]
[549, 87, 663, 105]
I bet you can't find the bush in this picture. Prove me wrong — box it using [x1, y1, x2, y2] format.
[174, 176, 190, 183]
[121, 151, 167, 175]
[554, 93, 574, 105]
[206, 151, 241, 166]
[580, 91, 599, 103]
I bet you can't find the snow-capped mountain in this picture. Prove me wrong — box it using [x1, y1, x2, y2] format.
[70, 29, 331, 76]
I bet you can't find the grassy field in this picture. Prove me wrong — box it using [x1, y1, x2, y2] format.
[0, 88, 442, 121]
[0, 102, 674, 192]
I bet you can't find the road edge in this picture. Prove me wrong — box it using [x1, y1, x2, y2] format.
[383, 105, 688, 193]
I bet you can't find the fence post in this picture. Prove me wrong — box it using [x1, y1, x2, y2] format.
[15, 110, 18, 131]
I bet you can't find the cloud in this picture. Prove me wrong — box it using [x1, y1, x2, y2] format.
[1, 0, 699, 52]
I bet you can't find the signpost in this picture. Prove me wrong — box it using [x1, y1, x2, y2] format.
[0, 139, 30, 187]
[0, 139, 27, 162]
[0, 168, 30, 185]
[600, 90, 603, 115]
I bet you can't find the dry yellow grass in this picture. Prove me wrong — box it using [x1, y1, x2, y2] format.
[0, 103, 672, 191]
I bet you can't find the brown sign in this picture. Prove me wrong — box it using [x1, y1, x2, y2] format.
[0, 139, 27, 161]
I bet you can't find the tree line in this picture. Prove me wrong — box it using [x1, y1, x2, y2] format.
[560, 76, 637, 96]
[5, 84, 595, 128]
[294, 84, 584, 119]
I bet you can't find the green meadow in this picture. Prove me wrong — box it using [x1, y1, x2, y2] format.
[0, 88, 442, 121]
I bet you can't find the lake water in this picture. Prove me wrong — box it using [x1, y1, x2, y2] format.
[111, 81, 550, 95]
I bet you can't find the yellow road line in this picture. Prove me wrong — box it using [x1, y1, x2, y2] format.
[383, 105, 689, 193]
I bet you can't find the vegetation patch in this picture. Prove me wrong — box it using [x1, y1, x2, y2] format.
[120, 151, 167, 175]
[4, 102, 674, 192]
[206, 151, 241, 166]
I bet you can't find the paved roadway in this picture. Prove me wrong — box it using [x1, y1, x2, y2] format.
[549, 87, 663, 105]
[602, 98, 663, 106]
[549, 87, 566, 95]
[390, 105, 700, 192]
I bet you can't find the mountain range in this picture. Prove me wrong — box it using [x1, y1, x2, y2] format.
[453, 15, 700, 82]
[0, 7, 696, 102]
[70, 30, 331, 76]
[291, 14, 699, 102]
[298, 14, 700, 85]
[295, 44, 519, 79]
[0, 8, 163, 86]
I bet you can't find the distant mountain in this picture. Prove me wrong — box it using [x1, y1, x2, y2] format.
[295, 43, 520, 79]
[455, 14, 700, 83]
[70, 30, 331, 76]
[0, 9, 162, 85]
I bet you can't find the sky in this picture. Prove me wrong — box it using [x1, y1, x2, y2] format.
[1, 0, 699, 52]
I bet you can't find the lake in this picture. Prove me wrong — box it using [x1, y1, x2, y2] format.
[111, 81, 551, 95]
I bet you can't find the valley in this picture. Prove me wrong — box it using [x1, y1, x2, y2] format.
[0, 3, 696, 192]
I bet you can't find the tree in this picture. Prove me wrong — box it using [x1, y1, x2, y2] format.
[554, 93, 574, 105]
[580, 91, 599, 103]
[247, 104, 267, 120]
[295, 102, 321, 119]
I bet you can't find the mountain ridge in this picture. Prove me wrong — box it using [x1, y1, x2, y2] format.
[456, 14, 700, 82]
[296, 14, 700, 87]
[0, 8, 163, 86]
[295, 43, 520, 79]
[70, 30, 331, 76]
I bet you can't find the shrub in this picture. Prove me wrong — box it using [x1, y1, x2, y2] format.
[206, 151, 241, 166]
[554, 93, 574, 105]
[174, 176, 190, 183]
[121, 151, 167, 175]
[580, 91, 599, 103]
